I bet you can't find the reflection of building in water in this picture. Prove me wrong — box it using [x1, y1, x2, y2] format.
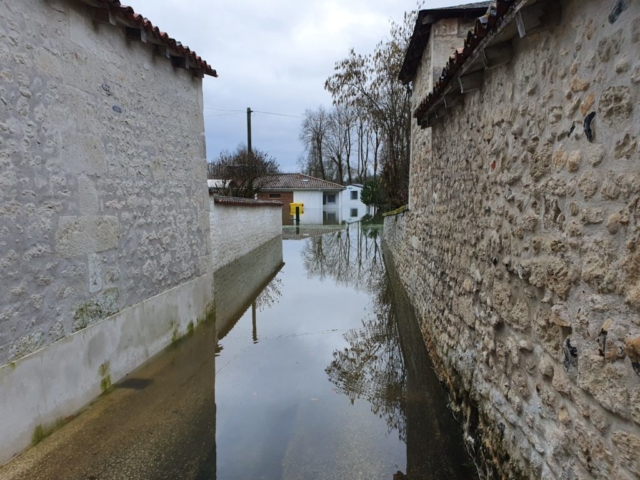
[213, 236, 284, 342]
[324, 226, 477, 480]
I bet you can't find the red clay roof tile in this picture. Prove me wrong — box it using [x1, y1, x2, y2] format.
[94, 0, 217, 77]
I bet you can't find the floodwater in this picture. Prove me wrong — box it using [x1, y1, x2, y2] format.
[0, 225, 476, 480]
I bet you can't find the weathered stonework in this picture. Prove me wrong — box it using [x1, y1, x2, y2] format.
[387, 1, 640, 479]
[0, 0, 211, 365]
[0, 0, 214, 465]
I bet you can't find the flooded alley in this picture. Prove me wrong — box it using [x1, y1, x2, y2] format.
[1, 226, 476, 480]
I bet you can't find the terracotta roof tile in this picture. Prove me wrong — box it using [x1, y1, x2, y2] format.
[259, 174, 345, 191]
[213, 196, 282, 207]
[93, 0, 217, 77]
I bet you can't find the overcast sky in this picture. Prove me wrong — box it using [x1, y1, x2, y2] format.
[128, 0, 465, 172]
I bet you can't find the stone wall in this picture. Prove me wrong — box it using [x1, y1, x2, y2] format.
[0, 0, 211, 465]
[210, 197, 282, 271]
[386, 1, 640, 479]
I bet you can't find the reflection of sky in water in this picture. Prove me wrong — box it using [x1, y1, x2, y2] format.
[215, 231, 406, 480]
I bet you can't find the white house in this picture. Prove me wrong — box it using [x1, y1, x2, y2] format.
[341, 184, 374, 223]
[257, 174, 345, 225]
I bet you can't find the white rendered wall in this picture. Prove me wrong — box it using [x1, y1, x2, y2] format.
[293, 191, 324, 225]
[209, 199, 282, 271]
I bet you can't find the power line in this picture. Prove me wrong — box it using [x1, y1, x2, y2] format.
[204, 112, 244, 117]
[204, 107, 244, 113]
[252, 110, 301, 118]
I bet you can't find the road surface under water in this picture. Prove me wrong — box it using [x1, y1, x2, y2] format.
[0, 225, 476, 480]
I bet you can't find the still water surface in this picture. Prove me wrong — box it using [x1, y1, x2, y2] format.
[215, 225, 475, 480]
[0, 225, 475, 480]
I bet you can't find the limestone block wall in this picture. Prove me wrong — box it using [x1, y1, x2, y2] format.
[0, 0, 211, 465]
[209, 197, 282, 271]
[0, 0, 210, 364]
[387, 1, 640, 479]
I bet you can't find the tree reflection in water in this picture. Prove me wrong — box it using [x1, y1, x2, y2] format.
[302, 225, 385, 293]
[302, 225, 407, 442]
[255, 275, 283, 312]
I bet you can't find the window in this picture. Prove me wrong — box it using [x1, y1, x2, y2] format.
[269, 193, 281, 198]
[326, 194, 336, 204]
[350, 208, 358, 217]
[350, 191, 358, 200]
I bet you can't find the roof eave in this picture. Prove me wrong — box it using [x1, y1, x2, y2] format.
[399, 3, 492, 84]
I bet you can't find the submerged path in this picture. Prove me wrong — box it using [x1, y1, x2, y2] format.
[0, 226, 475, 480]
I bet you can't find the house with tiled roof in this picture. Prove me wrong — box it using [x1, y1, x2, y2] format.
[0, 0, 216, 464]
[256, 174, 345, 225]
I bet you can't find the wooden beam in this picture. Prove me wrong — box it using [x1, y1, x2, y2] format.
[191, 68, 204, 79]
[434, 105, 448, 119]
[443, 93, 463, 109]
[93, 8, 116, 25]
[482, 42, 513, 69]
[516, 5, 544, 38]
[125, 27, 147, 43]
[458, 71, 484, 93]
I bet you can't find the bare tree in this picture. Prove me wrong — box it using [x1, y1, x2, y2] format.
[299, 107, 331, 180]
[208, 145, 279, 198]
[324, 8, 417, 205]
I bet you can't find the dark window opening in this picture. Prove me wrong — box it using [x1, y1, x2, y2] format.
[326, 194, 336, 204]
[350, 208, 358, 217]
[350, 191, 358, 200]
[269, 193, 281, 198]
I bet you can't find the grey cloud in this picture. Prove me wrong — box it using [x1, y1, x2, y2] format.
[129, 0, 467, 171]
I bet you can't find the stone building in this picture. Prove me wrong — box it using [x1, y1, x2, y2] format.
[0, 0, 216, 464]
[385, 0, 640, 478]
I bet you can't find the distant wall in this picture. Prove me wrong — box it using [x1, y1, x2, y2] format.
[210, 197, 282, 271]
[0, 0, 211, 465]
[256, 191, 294, 224]
[388, 1, 640, 479]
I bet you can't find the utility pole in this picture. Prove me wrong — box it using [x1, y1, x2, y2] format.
[246, 107, 252, 154]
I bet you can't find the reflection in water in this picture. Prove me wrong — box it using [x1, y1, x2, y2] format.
[306, 225, 477, 480]
[326, 271, 407, 441]
[315, 226, 407, 441]
[213, 236, 284, 343]
[302, 225, 384, 293]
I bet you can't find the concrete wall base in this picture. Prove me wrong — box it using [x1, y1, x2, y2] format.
[0, 272, 214, 466]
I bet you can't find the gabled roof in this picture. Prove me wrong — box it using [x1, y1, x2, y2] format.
[259, 174, 345, 191]
[80, 0, 217, 77]
[414, 0, 527, 123]
[399, 2, 491, 84]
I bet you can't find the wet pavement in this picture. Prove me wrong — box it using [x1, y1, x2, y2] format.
[0, 225, 476, 480]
